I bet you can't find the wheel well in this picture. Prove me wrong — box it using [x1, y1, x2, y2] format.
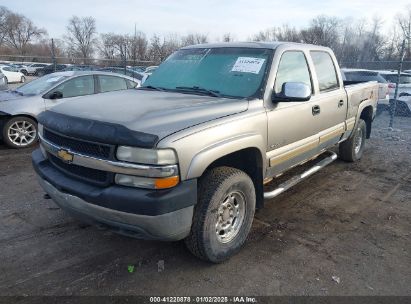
[204, 147, 264, 209]
[360, 106, 373, 138]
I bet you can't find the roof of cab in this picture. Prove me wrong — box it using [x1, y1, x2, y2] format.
[181, 41, 327, 50]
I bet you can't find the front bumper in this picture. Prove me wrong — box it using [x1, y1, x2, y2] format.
[32, 149, 197, 241]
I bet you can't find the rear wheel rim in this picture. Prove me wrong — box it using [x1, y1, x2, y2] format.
[354, 127, 363, 155]
[7, 120, 37, 147]
[21, 76, 25, 83]
[215, 190, 246, 244]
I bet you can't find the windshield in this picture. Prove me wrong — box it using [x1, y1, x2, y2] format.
[143, 47, 272, 98]
[15, 74, 69, 95]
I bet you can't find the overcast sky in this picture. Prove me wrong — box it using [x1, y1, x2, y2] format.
[3, 0, 410, 40]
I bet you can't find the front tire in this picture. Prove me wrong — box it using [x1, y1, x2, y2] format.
[339, 119, 366, 162]
[185, 166, 256, 263]
[2, 116, 38, 149]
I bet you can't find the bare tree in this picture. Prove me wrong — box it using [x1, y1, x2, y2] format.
[3, 11, 46, 55]
[396, 5, 411, 58]
[222, 33, 234, 42]
[65, 16, 97, 61]
[181, 33, 208, 46]
[0, 6, 10, 46]
[251, 25, 300, 42]
[300, 16, 341, 49]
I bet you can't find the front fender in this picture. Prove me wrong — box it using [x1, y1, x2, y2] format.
[186, 133, 266, 180]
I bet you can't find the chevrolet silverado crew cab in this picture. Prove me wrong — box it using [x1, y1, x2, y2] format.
[32, 42, 378, 263]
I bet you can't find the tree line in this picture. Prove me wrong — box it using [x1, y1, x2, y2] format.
[0, 4, 411, 65]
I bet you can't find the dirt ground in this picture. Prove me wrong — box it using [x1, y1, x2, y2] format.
[0, 111, 410, 296]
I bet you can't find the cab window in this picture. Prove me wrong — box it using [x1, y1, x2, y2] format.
[274, 51, 312, 94]
[51, 76, 94, 98]
[310, 51, 339, 92]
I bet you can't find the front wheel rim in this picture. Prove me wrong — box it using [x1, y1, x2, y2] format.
[215, 190, 246, 244]
[354, 127, 363, 155]
[7, 120, 37, 147]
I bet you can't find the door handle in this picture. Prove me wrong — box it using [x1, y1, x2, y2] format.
[312, 105, 321, 116]
[338, 100, 344, 108]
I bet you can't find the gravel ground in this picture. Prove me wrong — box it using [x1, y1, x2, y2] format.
[0, 111, 410, 296]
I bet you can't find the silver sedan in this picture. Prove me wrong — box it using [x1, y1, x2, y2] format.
[0, 71, 140, 148]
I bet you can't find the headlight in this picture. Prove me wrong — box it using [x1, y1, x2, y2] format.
[115, 174, 179, 189]
[116, 146, 177, 165]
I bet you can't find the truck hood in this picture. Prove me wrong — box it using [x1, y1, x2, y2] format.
[49, 89, 249, 140]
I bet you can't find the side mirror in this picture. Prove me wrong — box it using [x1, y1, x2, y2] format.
[273, 82, 311, 102]
[49, 91, 63, 100]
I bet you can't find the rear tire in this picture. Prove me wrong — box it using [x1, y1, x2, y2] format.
[21, 76, 26, 83]
[339, 119, 366, 162]
[2, 116, 38, 149]
[185, 166, 256, 263]
[4, 77, 7, 85]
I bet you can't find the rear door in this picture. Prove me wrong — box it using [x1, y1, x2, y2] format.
[308, 51, 347, 151]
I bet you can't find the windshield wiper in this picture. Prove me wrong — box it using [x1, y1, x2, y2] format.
[175, 86, 221, 97]
[140, 85, 166, 92]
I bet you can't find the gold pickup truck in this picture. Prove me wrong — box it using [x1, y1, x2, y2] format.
[32, 42, 378, 262]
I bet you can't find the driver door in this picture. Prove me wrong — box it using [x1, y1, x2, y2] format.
[266, 50, 319, 176]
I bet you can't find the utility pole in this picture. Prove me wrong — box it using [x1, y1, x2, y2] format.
[51, 38, 57, 72]
[134, 23, 137, 68]
[389, 39, 406, 129]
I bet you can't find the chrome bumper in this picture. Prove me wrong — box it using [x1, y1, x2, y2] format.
[38, 177, 194, 241]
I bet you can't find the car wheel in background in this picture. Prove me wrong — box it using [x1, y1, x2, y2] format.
[21, 70, 28, 76]
[21, 76, 26, 83]
[395, 101, 411, 117]
[2, 116, 38, 149]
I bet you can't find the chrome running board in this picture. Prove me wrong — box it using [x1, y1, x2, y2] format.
[264, 151, 338, 200]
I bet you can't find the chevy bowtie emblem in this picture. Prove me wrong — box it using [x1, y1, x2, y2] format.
[57, 149, 74, 163]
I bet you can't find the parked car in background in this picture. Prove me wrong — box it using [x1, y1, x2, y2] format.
[23, 63, 49, 75]
[129, 66, 146, 73]
[63, 65, 98, 72]
[0, 65, 26, 84]
[0, 71, 7, 90]
[99, 67, 143, 85]
[378, 71, 411, 99]
[144, 65, 158, 74]
[36, 64, 67, 77]
[341, 69, 389, 106]
[394, 95, 411, 116]
[0, 71, 139, 148]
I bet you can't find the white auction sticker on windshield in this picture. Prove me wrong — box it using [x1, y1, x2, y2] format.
[231, 57, 265, 74]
